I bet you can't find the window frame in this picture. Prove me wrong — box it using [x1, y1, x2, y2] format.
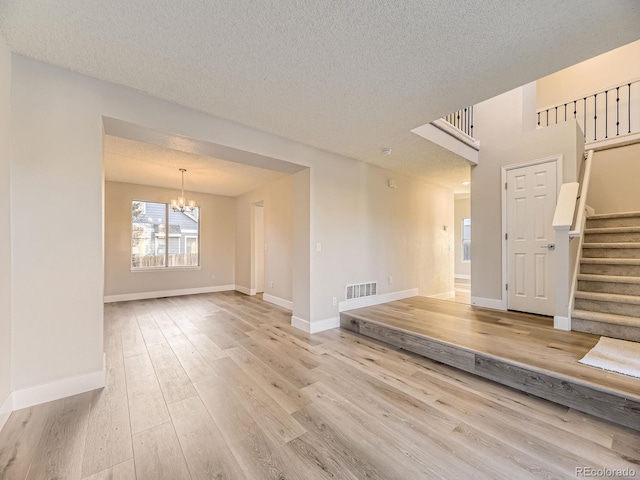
[131, 199, 201, 271]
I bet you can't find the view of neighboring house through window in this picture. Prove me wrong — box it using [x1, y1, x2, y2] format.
[462, 218, 471, 262]
[132, 200, 200, 269]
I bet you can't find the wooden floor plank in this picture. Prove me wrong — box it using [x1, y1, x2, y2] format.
[1, 291, 638, 479]
[124, 353, 171, 435]
[225, 346, 311, 414]
[120, 305, 148, 358]
[166, 334, 217, 382]
[147, 343, 198, 405]
[168, 395, 247, 480]
[82, 458, 136, 480]
[81, 366, 133, 477]
[132, 422, 191, 480]
[25, 392, 93, 480]
[195, 376, 302, 480]
[213, 357, 306, 445]
[0, 404, 54, 479]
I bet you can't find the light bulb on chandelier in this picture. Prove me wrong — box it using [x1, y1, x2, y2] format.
[171, 168, 197, 212]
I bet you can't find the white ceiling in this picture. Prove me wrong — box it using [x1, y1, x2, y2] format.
[104, 135, 287, 197]
[2, 1, 639, 193]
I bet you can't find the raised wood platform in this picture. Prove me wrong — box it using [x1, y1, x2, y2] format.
[340, 296, 640, 431]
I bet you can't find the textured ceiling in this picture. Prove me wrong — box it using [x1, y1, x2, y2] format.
[104, 135, 287, 197]
[2, 1, 639, 193]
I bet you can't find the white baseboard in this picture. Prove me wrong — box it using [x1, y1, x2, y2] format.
[339, 288, 418, 312]
[427, 290, 455, 299]
[104, 285, 235, 303]
[0, 393, 12, 433]
[235, 285, 256, 296]
[470, 296, 507, 311]
[554, 315, 571, 331]
[263, 294, 293, 311]
[455, 274, 471, 280]
[291, 315, 341, 334]
[12, 368, 106, 411]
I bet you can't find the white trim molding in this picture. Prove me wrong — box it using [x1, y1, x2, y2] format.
[554, 315, 571, 331]
[454, 274, 471, 280]
[291, 315, 341, 334]
[262, 294, 293, 311]
[471, 296, 507, 311]
[12, 368, 106, 411]
[104, 285, 235, 303]
[339, 288, 418, 312]
[0, 393, 12, 433]
[427, 290, 456, 300]
[235, 285, 256, 296]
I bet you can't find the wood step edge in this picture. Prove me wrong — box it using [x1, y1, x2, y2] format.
[577, 274, 640, 284]
[582, 242, 640, 248]
[587, 211, 640, 220]
[572, 309, 640, 326]
[581, 258, 640, 265]
[585, 226, 640, 234]
[575, 290, 640, 304]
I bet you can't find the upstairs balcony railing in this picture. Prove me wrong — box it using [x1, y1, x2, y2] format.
[442, 106, 474, 139]
[537, 78, 640, 144]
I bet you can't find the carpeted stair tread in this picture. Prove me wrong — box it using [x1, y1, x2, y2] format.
[587, 212, 640, 220]
[572, 309, 640, 327]
[575, 290, 640, 305]
[581, 258, 640, 265]
[585, 226, 640, 234]
[577, 274, 640, 284]
[582, 242, 640, 249]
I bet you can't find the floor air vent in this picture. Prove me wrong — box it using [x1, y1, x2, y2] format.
[346, 282, 377, 300]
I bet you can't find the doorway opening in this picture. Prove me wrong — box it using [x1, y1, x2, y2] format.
[453, 193, 471, 304]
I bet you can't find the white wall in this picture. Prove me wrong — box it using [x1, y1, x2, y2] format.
[236, 175, 293, 303]
[471, 83, 582, 304]
[0, 32, 12, 418]
[454, 196, 471, 278]
[11, 57, 105, 393]
[10, 54, 456, 399]
[588, 143, 640, 214]
[104, 181, 236, 298]
[537, 39, 640, 109]
[367, 169, 454, 299]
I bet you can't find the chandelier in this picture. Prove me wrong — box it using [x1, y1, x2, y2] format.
[171, 168, 197, 213]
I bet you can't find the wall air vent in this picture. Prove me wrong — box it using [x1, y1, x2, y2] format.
[346, 282, 378, 300]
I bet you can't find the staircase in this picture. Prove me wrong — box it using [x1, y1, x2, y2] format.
[572, 212, 640, 341]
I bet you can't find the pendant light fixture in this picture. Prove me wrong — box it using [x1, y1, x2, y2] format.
[171, 168, 197, 212]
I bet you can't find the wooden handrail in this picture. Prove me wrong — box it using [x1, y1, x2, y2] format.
[569, 149, 594, 238]
[552, 182, 580, 231]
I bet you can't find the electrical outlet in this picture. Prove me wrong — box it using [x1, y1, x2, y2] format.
[270, 281, 274, 288]
[332, 297, 337, 306]
[388, 276, 393, 284]
[316, 242, 322, 252]
[264, 244, 268, 251]
[211, 274, 216, 280]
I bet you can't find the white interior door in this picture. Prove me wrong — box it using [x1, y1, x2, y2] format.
[506, 160, 557, 316]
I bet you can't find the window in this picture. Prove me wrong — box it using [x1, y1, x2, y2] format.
[131, 200, 200, 269]
[462, 218, 471, 262]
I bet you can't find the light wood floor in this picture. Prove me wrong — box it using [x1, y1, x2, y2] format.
[447, 278, 470, 304]
[1, 292, 638, 479]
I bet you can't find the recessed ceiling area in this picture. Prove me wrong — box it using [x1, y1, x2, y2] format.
[104, 135, 288, 197]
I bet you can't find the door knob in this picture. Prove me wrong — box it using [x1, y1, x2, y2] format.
[540, 244, 555, 250]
